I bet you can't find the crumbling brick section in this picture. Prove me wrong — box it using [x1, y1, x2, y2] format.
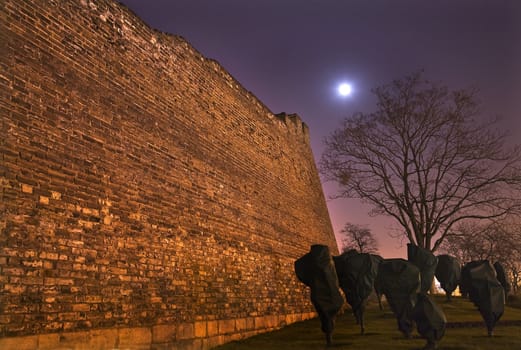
[0, 0, 338, 348]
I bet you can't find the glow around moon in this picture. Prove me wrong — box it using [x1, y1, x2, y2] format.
[338, 83, 352, 96]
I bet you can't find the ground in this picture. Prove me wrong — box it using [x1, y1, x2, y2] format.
[215, 295, 521, 350]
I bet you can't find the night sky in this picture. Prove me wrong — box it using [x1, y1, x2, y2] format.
[118, 0, 521, 258]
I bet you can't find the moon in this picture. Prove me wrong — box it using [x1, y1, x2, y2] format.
[338, 83, 352, 97]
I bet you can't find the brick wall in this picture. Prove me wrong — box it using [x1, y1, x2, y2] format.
[0, 0, 338, 348]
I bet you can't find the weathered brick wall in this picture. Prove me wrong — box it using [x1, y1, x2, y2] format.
[0, 0, 338, 348]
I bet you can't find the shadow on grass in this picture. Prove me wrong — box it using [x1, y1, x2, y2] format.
[215, 296, 521, 350]
[359, 332, 381, 336]
[328, 342, 353, 347]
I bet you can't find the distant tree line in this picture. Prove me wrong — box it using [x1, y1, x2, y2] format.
[440, 217, 521, 293]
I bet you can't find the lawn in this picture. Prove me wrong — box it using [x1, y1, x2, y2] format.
[215, 295, 521, 350]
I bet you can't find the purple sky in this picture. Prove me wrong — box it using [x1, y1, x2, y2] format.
[118, 0, 521, 258]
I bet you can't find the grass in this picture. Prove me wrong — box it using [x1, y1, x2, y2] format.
[215, 295, 521, 350]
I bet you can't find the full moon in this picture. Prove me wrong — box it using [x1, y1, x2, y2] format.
[338, 83, 352, 96]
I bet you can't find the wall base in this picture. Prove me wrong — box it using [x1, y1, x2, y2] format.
[0, 312, 316, 350]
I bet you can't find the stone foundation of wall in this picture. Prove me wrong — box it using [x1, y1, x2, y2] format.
[0, 312, 316, 350]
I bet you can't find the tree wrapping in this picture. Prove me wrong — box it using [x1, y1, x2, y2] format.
[376, 258, 421, 337]
[334, 251, 381, 334]
[295, 245, 344, 343]
[408, 243, 438, 294]
[461, 260, 505, 336]
[435, 254, 461, 300]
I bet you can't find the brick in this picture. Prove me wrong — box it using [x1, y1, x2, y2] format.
[176, 322, 194, 340]
[207, 320, 219, 337]
[3, 267, 25, 276]
[0, 315, 11, 324]
[72, 303, 90, 312]
[20, 184, 33, 194]
[52, 331, 90, 349]
[51, 191, 62, 200]
[88, 328, 118, 349]
[43, 277, 74, 286]
[235, 318, 247, 331]
[152, 324, 176, 344]
[205, 335, 226, 349]
[85, 295, 102, 303]
[118, 327, 152, 347]
[0, 335, 37, 350]
[266, 315, 279, 328]
[194, 320, 207, 338]
[40, 252, 59, 260]
[218, 319, 235, 335]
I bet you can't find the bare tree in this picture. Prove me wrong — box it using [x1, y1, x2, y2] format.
[441, 219, 521, 292]
[341, 223, 379, 254]
[321, 72, 521, 252]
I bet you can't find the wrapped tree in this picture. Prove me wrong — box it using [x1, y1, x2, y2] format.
[460, 260, 505, 336]
[435, 254, 461, 301]
[376, 258, 420, 338]
[408, 243, 438, 294]
[334, 251, 381, 334]
[295, 245, 344, 346]
[493, 261, 511, 298]
[413, 294, 447, 350]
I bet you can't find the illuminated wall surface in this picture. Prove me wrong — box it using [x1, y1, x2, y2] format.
[0, 0, 337, 348]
